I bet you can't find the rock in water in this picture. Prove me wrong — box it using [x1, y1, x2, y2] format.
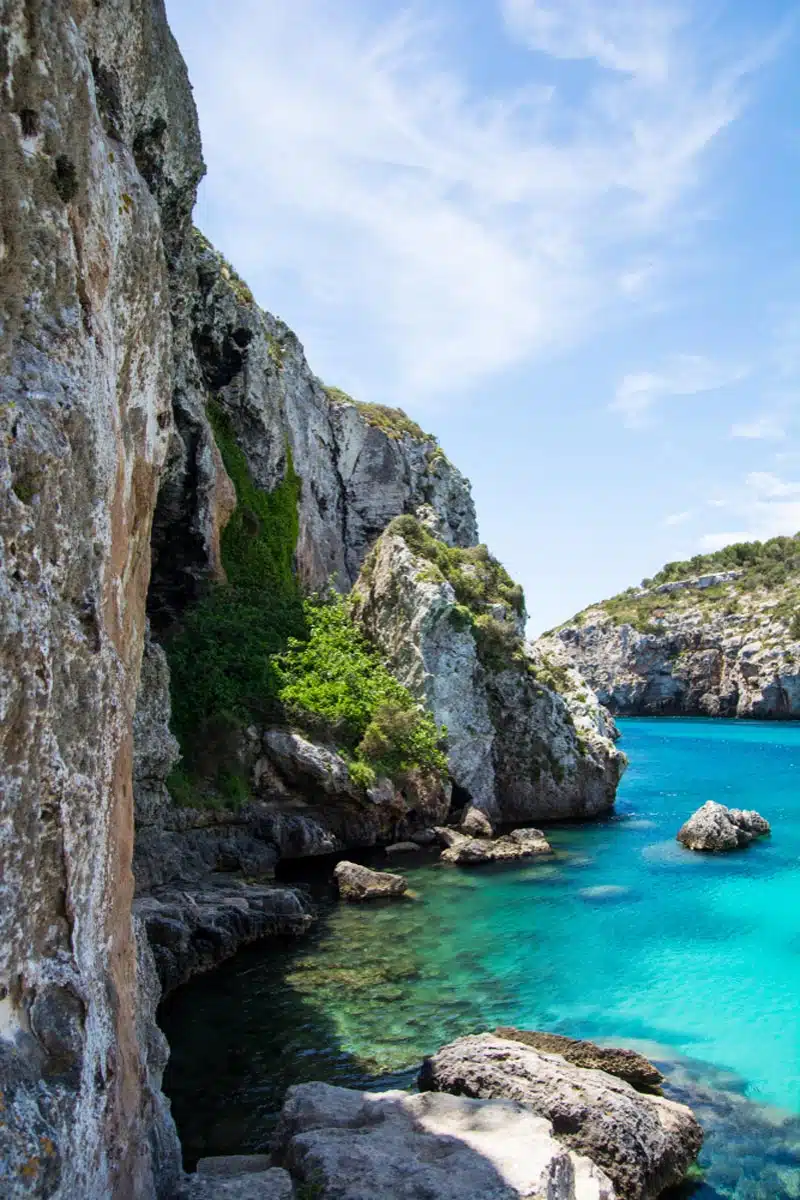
[437, 827, 554, 865]
[419, 1034, 703, 1200]
[677, 801, 770, 852]
[461, 807, 495, 838]
[495, 1029, 664, 1093]
[273, 1081, 616, 1199]
[333, 861, 409, 900]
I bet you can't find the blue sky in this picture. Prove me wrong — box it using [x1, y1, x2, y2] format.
[165, 0, 800, 633]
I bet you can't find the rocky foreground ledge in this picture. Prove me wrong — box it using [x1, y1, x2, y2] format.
[179, 1032, 703, 1199]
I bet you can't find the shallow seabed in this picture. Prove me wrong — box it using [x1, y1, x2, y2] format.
[162, 718, 800, 1197]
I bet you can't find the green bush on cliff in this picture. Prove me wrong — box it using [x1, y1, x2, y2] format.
[324, 385, 431, 442]
[166, 404, 305, 797]
[388, 515, 526, 618]
[275, 592, 447, 782]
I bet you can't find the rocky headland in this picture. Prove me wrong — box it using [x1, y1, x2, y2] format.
[542, 538, 800, 717]
[0, 2, 634, 1195]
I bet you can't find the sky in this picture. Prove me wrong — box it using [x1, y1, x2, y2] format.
[165, 0, 800, 634]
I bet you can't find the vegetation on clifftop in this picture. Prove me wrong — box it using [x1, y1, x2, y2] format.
[324, 385, 432, 442]
[560, 532, 800, 635]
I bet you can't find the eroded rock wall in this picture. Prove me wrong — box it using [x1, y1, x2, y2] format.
[0, 2, 203, 1195]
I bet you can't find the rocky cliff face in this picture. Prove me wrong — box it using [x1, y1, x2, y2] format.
[548, 543, 800, 717]
[352, 525, 625, 822]
[0, 2, 203, 1196]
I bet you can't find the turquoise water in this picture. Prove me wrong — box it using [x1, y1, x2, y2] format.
[162, 718, 800, 1194]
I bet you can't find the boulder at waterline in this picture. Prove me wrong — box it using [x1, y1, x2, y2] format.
[437, 826, 554, 865]
[386, 841, 423, 855]
[495, 1029, 664, 1094]
[333, 861, 409, 900]
[677, 801, 771, 852]
[461, 806, 495, 838]
[273, 1081, 615, 1199]
[419, 1034, 703, 1200]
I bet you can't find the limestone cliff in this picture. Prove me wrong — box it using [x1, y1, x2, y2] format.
[0, 1, 202, 1195]
[352, 521, 625, 822]
[547, 537, 800, 717]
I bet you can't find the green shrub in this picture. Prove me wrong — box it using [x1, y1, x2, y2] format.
[275, 594, 447, 780]
[324, 386, 431, 442]
[388, 515, 526, 619]
[471, 613, 522, 672]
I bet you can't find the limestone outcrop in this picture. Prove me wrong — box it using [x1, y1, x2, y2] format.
[272, 1081, 616, 1199]
[676, 801, 771, 852]
[352, 525, 625, 823]
[0, 1, 203, 1194]
[333, 861, 409, 901]
[437, 827, 554, 865]
[495, 1029, 664, 1093]
[548, 540, 800, 717]
[419, 1034, 703, 1200]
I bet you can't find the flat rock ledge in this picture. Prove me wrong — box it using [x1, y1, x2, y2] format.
[437, 826, 554, 865]
[677, 801, 771, 852]
[419, 1034, 703, 1200]
[333, 860, 409, 901]
[272, 1081, 615, 1199]
[495, 1028, 664, 1094]
[134, 879, 314, 994]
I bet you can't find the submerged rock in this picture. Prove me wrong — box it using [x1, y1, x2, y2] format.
[437, 827, 554, 865]
[273, 1081, 616, 1199]
[334, 861, 409, 901]
[419, 1033, 703, 1200]
[495, 1029, 664, 1094]
[677, 801, 771, 852]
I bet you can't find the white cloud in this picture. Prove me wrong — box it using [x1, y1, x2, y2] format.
[700, 470, 800, 550]
[664, 509, 692, 526]
[165, 0, 775, 401]
[730, 415, 786, 440]
[609, 354, 748, 428]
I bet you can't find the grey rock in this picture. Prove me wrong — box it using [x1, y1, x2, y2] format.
[495, 1029, 664, 1093]
[178, 1168, 294, 1199]
[333, 861, 409, 901]
[419, 1034, 703, 1199]
[197, 1155, 273, 1177]
[273, 1081, 617, 1199]
[677, 801, 771, 852]
[438, 827, 554, 865]
[353, 531, 625, 823]
[460, 807, 495, 838]
[134, 631, 182, 827]
[135, 879, 314, 994]
[385, 841, 423, 855]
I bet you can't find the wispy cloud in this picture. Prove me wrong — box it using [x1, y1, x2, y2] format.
[167, 0, 776, 401]
[664, 509, 692, 526]
[609, 354, 748, 428]
[730, 415, 786, 440]
[700, 471, 800, 549]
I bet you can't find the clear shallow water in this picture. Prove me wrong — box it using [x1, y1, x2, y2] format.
[162, 718, 800, 1195]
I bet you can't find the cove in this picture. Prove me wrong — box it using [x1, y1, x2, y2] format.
[161, 718, 800, 1196]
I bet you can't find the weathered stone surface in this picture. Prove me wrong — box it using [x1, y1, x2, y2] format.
[333, 861, 409, 901]
[273, 1081, 617, 1199]
[134, 630, 182, 827]
[461, 807, 494, 838]
[134, 879, 313, 995]
[549, 587, 800, 719]
[438, 827, 554, 865]
[677, 801, 771, 852]
[419, 1034, 703, 1199]
[196, 1156, 273, 1177]
[495, 1029, 664, 1093]
[178, 1168, 294, 1199]
[385, 841, 423, 855]
[353, 532, 624, 823]
[0, 0, 203, 1194]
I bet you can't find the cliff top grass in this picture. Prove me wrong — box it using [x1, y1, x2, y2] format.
[324, 385, 432, 443]
[385, 514, 526, 619]
[559, 533, 800, 636]
[192, 226, 255, 306]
